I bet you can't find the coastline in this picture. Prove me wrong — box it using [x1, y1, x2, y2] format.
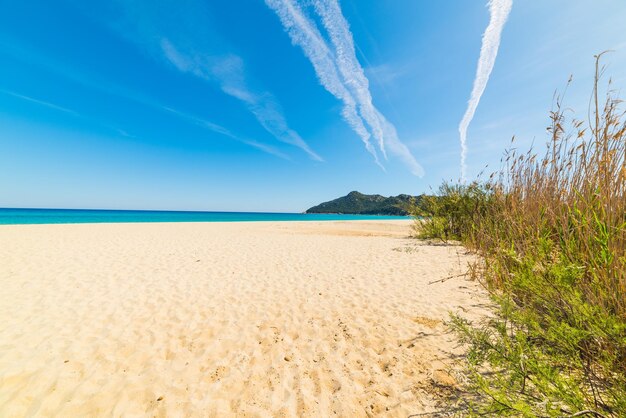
[0, 220, 489, 416]
[0, 208, 410, 226]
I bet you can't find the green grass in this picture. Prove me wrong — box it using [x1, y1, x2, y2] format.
[413, 55, 626, 417]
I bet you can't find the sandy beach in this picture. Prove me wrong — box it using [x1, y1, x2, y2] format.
[0, 220, 490, 417]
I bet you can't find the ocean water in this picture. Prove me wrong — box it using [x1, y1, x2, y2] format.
[0, 208, 411, 225]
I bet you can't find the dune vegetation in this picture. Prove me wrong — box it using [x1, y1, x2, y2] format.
[413, 55, 626, 416]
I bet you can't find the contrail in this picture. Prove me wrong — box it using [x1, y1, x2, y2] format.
[161, 106, 291, 160]
[1, 89, 135, 138]
[98, 0, 316, 159]
[264, 0, 381, 167]
[265, 0, 424, 176]
[161, 39, 322, 161]
[459, 0, 512, 181]
[1, 90, 79, 116]
[312, 0, 386, 158]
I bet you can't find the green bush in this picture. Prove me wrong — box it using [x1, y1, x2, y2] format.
[412, 182, 492, 241]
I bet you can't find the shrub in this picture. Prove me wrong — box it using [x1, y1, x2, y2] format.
[412, 182, 492, 241]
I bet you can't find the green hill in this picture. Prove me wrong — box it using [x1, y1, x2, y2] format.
[305, 191, 420, 215]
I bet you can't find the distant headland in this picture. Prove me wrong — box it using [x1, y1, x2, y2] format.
[305, 191, 422, 216]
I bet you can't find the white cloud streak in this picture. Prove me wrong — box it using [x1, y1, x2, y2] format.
[312, 0, 386, 158]
[265, 0, 424, 176]
[161, 39, 322, 161]
[1, 89, 132, 138]
[161, 106, 291, 160]
[459, 0, 512, 181]
[1, 90, 79, 116]
[0, 47, 290, 160]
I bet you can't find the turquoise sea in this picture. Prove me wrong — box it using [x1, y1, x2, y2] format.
[0, 208, 410, 225]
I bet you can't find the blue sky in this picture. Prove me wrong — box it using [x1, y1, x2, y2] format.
[1, 1, 625, 212]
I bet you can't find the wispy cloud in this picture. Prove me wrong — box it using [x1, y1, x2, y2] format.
[160, 39, 322, 161]
[88, 0, 319, 161]
[1, 90, 80, 116]
[161, 106, 291, 160]
[365, 63, 408, 87]
[459, 0, 512, 181]
[1, 89, 133, 138]
[0, 44, 288, 160]
[264, 0, 423, 176]
[312, 0, 387, 158]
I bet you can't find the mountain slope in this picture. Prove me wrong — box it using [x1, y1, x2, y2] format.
[305, 191, 420, 216]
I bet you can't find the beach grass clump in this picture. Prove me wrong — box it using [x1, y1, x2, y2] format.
[413, 55, 626, 416]
[411, 181, 493, 242]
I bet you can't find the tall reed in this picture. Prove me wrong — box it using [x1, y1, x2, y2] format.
[415, 55, 626, 416]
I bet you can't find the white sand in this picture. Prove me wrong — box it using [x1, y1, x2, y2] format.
[0, 220, 490, 417]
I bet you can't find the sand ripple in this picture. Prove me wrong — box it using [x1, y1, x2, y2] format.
[0, 221, 490, 417]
